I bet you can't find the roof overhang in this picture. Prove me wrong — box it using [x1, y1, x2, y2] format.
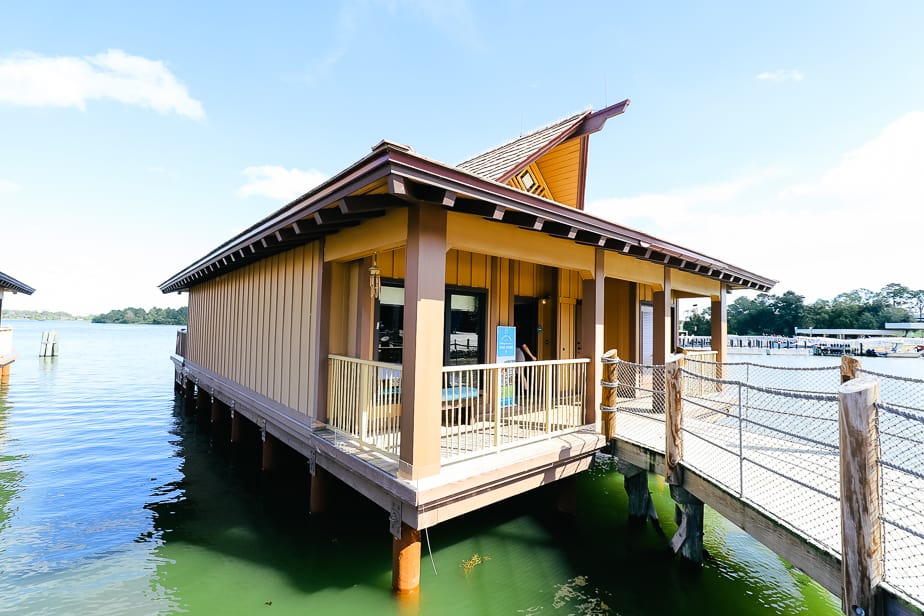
[0, 271, 35, 295]
[159, 144, 776, 294]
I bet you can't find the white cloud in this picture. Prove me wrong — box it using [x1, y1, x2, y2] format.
[0, 49, 204, 118]
[0, 178, 21, 193]
[587, 111, 924, 301]
[783, 111, 924, 205]
[756, 69, 804, 82]
[238, 166, 328, 202]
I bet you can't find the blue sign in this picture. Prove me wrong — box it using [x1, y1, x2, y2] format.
[497, 326, 516, 363]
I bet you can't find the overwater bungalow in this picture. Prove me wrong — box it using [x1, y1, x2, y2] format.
[0, 270, 35, 378]
[159, 100, 775, 592]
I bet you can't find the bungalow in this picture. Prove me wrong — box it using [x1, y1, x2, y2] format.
[160, 99, 775, 593]
[0, 270, 36, 378]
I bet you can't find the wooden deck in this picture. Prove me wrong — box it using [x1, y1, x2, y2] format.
[174, 355, 604, 531]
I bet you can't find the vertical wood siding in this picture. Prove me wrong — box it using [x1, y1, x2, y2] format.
[535, 138, 581, 208]
[186, 242, 322, 415]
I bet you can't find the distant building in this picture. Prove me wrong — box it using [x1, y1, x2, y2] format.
[0, 270, 36, 375]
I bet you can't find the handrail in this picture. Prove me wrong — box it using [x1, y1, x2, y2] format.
[441, 357, 590, 372]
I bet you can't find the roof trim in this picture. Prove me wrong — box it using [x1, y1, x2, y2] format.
[159, 142, 776, 294]
[0, 270, 35, 295]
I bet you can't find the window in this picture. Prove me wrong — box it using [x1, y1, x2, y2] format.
[445, 289, 486, 366]
[375, 283, 404, 364]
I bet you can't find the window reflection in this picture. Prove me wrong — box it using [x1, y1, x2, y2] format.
[376, 284, 404, 364]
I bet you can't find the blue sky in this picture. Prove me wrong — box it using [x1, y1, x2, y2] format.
[1, 1, 923, 315]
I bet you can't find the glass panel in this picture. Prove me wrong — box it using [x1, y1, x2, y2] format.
[376, 284, 404, 364]
[447, 291, 483, 366]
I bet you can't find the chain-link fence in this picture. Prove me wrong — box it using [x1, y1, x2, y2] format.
[606, 355, 924, 606]
[859, 367, 924, 604]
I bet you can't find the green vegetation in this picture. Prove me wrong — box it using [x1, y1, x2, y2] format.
[685, 283, 923, 336]
[91, 307, 188, 325]
[1, 309, 87, 321]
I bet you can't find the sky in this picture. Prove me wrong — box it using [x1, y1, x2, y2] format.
[1, 1, 923, 315]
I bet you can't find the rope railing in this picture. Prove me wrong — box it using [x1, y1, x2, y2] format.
[603, 352, 924, 610]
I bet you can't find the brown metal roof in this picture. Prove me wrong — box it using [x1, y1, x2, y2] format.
[159, 139, 776, 295]
[0, 270, 35, 295]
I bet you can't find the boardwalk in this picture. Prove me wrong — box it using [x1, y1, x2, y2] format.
[607, 356, 924, 614]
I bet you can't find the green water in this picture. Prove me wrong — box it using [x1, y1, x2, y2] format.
[0, 321, 841, 614]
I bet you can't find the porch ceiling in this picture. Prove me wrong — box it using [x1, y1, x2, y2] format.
[159, 142, 775, 294]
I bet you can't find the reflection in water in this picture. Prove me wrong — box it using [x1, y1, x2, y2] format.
[0, 377, 25, 536]
[0, 321, 845, 615]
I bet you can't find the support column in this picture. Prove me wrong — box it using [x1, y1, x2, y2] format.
[309, 466, 330, 515]
[839, 377, 883, 616]
[669, 483, 704, 564]
[710, 285, 728, 364]
[556, 474, 577, 517]
[261, 432, 276, 471]
[580, 248, 605, 428]
[230, 410, 242, 444]
[210, 396, 223, 424]
[398, 202, 446, 480]
[392, 523, 421, 594]
[617, 460, 657, 523]
[653, 268, 672, 365]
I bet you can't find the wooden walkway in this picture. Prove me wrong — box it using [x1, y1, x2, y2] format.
[610, 389, 924, 615]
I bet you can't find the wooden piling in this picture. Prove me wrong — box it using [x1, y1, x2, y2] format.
[664, 356, 684, 486]
[601, 349, 618, 440]
[230, 411, 242, 444]
[392, 523, 421, 594]
[617, 459, 657, 522]
[841, 355, 861, 384]
[262, 432, 276, 471]
[838, 376, 883, 616]
[309, 466, 329, 515]
[669, 484, 704, 565]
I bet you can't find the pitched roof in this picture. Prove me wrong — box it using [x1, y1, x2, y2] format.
[456, 111, 589, 182]
[0, 270, 35, 295]
[455, 99, 631, 185]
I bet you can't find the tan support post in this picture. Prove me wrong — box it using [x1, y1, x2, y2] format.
[392, 523, 421, 594]
[653, 269, 672, 365]
[399, 201, 446, 480]
[841, 355, 861, 384]
[580, 248, 605, 428]
[601, 349, 618, 440]
[711, 285, 728, 365]
[838, 376, 883, 616]
[665, 356, 685, 486]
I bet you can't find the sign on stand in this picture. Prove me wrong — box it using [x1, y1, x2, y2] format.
[497, 326, 516, 407]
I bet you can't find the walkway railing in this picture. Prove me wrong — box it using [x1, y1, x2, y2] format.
[327, 355, 589, 465]
[327, 355, 402, 460]
[604, 353, 924, 612]
[440, 359, 589, 463]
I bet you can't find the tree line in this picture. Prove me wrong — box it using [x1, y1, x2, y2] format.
[684, 283, 924, 336]
[91, 306, 188, 325]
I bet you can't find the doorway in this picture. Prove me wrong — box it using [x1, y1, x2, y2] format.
[514, 297, 540, 359]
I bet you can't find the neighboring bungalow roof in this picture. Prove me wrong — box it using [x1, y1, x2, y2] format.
[0, 270, 35, 295]
[159, 137, 776, 295]
[457, 99, 630, 182]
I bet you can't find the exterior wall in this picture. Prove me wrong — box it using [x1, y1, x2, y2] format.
[535, 137, 581, 207]
[187, 242, 322, 415]
[604, 279, 637, 362]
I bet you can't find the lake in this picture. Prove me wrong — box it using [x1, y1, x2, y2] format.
[4, 320, 915, 614]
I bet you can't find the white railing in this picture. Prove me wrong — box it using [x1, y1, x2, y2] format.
[327, 355, 402, 459]
[327, 355, 590, 466]
[0, 327, 13, 358]
[682, 351, 719, 397]
[440, 358, 589, 463]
